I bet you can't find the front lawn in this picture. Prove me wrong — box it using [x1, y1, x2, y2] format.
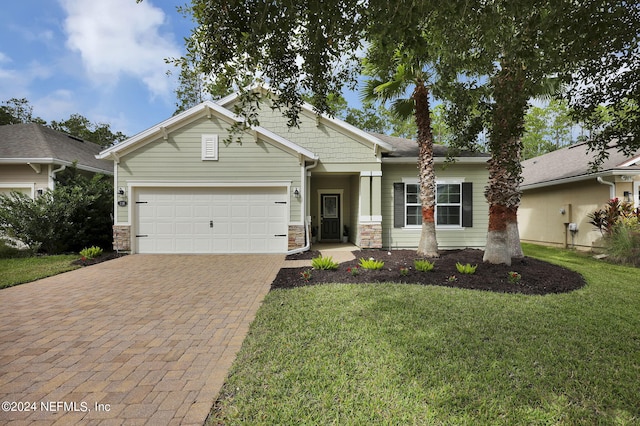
[209, 244, 640, 425]
[0, 255, 80, 289]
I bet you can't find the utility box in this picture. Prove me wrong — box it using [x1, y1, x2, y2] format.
[568, 222, 578, 232]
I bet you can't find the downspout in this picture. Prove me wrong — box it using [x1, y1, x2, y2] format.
[49, 164, 67, 190]
[597, 177, 615, 199]
[287, 159, 318, 255]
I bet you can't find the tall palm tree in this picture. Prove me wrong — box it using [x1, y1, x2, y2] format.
[363, 53, 439, 257]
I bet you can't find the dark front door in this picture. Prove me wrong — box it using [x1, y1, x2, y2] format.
[321, 194, 340, 241]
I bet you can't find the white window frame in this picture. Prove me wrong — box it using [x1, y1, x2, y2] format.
[201, 134, 219, 161]
[435, 181, 463, 228]
[401, 178, 464, 229]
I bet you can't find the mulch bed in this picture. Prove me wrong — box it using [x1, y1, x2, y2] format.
[71, 251, 127, 266]
[274, 249, 586, 295]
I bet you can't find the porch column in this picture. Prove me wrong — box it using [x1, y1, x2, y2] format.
[371, 172, 382, 220]
[359, 172, 372, 219]
[357, 171, 383, 248]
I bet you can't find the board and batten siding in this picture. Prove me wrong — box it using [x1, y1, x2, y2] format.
[116, 116, 303, 223]
[381, 163, 489, 250]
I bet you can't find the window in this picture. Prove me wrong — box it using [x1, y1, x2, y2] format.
[436, 183, 461, 226]
[405, 184, 421, 225]
[394, 181, 472, 228]
[201, 134, 218, 160]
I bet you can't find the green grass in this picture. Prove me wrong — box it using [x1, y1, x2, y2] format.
[209, 244, 640, 425]
[0, 255, 80, 289]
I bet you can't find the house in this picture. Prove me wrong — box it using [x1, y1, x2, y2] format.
[519, 141, 640, 250]
[97, 91, 490, 254]
[0, 123, 113, 197]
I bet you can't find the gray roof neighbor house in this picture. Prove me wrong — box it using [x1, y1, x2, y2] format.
[0, 123, 113, 196]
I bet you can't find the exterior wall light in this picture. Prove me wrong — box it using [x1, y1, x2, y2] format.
[293, 188, 300, 198]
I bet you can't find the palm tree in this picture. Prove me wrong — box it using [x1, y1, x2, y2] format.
[362, 53, 439, 258]
[483, 63, 529, 264]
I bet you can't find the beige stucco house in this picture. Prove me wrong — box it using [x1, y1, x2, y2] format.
[519, 142, 640, 250]
[0, 123, 113, 197]
[97, 91, 490, 254]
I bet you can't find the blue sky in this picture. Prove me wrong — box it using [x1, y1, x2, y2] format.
[1, 0, 194, 137]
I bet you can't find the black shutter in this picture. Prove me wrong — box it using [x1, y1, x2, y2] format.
[462, 182, 473, 227]
[393, 183, 405, 228]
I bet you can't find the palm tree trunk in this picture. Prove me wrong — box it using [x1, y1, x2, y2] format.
[483, 64, 527, 265]
[507, 206, 524, 258]
[414, 82, 439, 258]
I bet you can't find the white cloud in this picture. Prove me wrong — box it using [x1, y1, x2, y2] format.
[59, 0, 182, 99]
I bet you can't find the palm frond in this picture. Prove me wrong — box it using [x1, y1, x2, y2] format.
[390, 98, 415, 120]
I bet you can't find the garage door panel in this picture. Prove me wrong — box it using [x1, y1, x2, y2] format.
[135, 187, 288, 254]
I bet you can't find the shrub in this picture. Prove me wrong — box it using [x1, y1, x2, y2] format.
[414, 259, 435, 272]
[455, 262, 478, 274]
[300, 270, 312, 281]
[358, 257, 384, 270]
[80, 246, 104, 260]
[607, 219, 640, 267]
[507, 271, 522, 284]
[311, 255, 339, 270]
[0, 168, 113, 254]
[588, 198, 638, 235]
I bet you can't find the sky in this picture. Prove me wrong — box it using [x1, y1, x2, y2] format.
[0, 0, 195, 137]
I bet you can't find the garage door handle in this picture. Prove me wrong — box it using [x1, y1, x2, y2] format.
[274, 234, 286, 237]
[210, 220, 213, 228]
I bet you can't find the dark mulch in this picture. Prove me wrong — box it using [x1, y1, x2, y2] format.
[273, 249, 586, 295]
[71, 251, 127, 266]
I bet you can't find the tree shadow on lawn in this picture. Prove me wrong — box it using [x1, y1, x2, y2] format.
[274, 249, 586, 295]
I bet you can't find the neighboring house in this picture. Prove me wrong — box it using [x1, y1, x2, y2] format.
[0, 123, 113, 197]
[97, 90, 490, 254]
[519, 141, 640, 250]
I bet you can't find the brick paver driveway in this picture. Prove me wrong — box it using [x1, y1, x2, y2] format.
[0, 254, 282, 425]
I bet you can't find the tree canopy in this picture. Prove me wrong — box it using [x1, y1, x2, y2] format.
[1, 98, 127, 147]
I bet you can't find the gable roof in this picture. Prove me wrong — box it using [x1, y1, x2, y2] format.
[0, 123, 113, 174]
[374, 133, 490, 162]
[521, 141, 640, 189]
[97, 100, 318, 161]
[216, 88, 395, 154]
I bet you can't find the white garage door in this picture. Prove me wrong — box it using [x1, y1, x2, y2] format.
[135, 187, 288, 254]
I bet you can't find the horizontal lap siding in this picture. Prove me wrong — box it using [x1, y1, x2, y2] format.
[381, 163, 489, 250]
[236, 105, 376, 164]
[116, 117, 301, 223]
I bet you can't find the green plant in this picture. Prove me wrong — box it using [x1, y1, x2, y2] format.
[300, 270, 312, 281]
[414, 259, 435, 272]
[311, 255, 339, 270]
[358, 257, 384, 270]
[447, 275, 458, 282]
[455, 262, 478, 274]
[0, 168, 113, 254]
[507, 271, 522, 284]
[399, 266, 409, 276]
[606, 218, 640, 266]
[79, 246, 103, 260]
[347, 266, 360, 276]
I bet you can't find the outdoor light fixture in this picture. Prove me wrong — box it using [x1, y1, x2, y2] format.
[117, 187, 128, 207]
[293, 188, 300, 198]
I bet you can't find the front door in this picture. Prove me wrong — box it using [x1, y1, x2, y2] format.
[321, 194, 341, 241]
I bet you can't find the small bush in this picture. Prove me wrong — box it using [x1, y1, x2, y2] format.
[300, 270, 312, 281]
[414, 259, 435, 272]
[607, 219, 640, 267]
[311, 255, 339, 270]
[507, 271, 522, 284]
[80, 246, 104, 260]
[358, 257, 385, 270]
[455, 262, 478, 274]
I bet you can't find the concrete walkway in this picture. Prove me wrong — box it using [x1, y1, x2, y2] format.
[283, 243, 358, 268]
[0, 254, 282, 425]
